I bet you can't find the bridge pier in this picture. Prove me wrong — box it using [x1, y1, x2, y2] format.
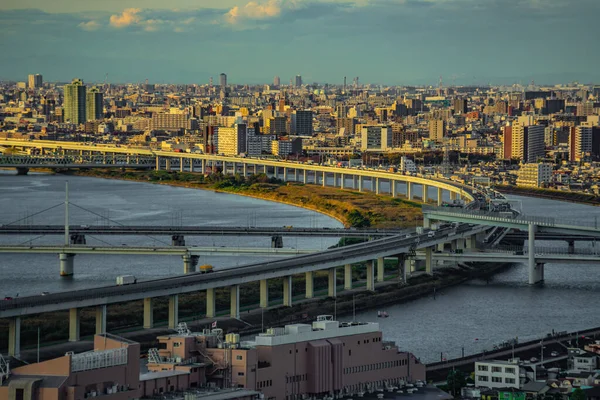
[322, 171, 326, 187]
[358, 176, 363, 192]
[366, 261, 375, 291]
[69, 308, 80, 342]
[528, 224, 543, 284]
[283, 276, 293, 306]
[59, 253, 75, 277]
[260, 279, 270, 307]
[183, 253, 194, 274]
[155, 156, 160, 171]
[407, 182, 413, 200]
[375, 178, 380, 195]
[168, 294, 179, 329]
[422, 184, 429, 202]
[466, 236, 477, 250]
[423, 216, 431, 229]
[328, 268, 337, 297]
[340, 173, 345, 189]
[437, 188, 443, 206]
[376, 257, 385, 282]
[303, 170, 307, 184]
[450, 192, 457, 201]
[403, 258, 411, 282]
[425, 247, 433, 275]
[96, 305, 107, 335]
[143, 298, 154, 329]
[344, 264, 352, 290]
[8, 317, 20, 358]
[392, 180, 397, 197]
[206, 288, 216, 318]
[16, 167, 29, 175]
[305, 272, 314, 299]
[230, 285, 240, 319]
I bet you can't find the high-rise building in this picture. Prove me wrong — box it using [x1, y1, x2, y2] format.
[28, 74, 43, 89]
[219, 73, 227, 89]
[86, 87, 104, 121]
[203, 126, 217, 154]
[577, 102, 595, 117]
[63, 78, 87, 125]
[361, 126, 392, 151]
[569, 124, 600, 161]
[270, 116, 287, 136]
[516, 163, 552, 188]
[453, 98, 468, 114]
[429, 119, 446, 141]
[273, 76, 280, 86]
[336, 117, 356, 136]
[216, 124, 247, 156]
[295, 75, 302, 87]
[511, 122, 545, 163]
[294, 110, 313, 136]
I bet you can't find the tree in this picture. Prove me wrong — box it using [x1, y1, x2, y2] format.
[446, 369, 466, 397]
[347, 210, 371, 228]
[570, 388, 586, 400]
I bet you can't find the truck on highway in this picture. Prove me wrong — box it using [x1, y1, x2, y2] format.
[199, 265, 214, 274]
[116, 275, 137, 285]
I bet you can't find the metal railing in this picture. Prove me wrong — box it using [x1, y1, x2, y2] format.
[478, 244, 600, 257]
[0, 154, 155, 166]
[423, 205, 557, 227]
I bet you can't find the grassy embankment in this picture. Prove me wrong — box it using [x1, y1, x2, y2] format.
[494, 185, 600, 207]
[1, 169, 430, 351]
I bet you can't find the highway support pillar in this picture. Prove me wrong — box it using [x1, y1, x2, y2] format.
[243, 163, 247, 177]
[407, 182, 413, 200]
[260, 279, 269, 307]
[283, 276, 293, 307]
[183, 253, 194, 274]
[340, 174, 345, 189]
[303, 170, 307, 184]
[8, 317, 20, 358]
[165, 159, 171, 171]
[437, 242, 445, 252]
[466, 236, 477, 250]
[422, 184, 429, 203]
[180, 157, 184, 172]
[423, 216, 431, 229]
[366, 261, 375, 292]
[392, 180, 397, 197]
[328, 268, 337, 298]
[437, 188, 443, 206]
[95, 305, 107, 335]
[375, 178, 380, 195]
[305, 272, 314, 299]
[143, 298, 154, 329]
[403, 258, 410, 282]
[294, 169, 298, 182]
[528, 224, 544, 284]
[344, 264, 352, 290]
[450, 192, 457, 201]
[168, 294, 179, 329]
[358, 176, 363, 192]
[283, 168, 288, 181]
[322, 171, 326, 187]
[376, 257, 385, 283]
[69, 308, 80, 342]
[155, 156, 160, 171]
[230, 285, 240, 319]
[456, 238, 465, 250]
[206, 288, 216, 318]
[59, 253, 75, 277]
[425, 247, 433, 275]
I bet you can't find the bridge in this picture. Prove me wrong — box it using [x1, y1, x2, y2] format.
[0, 154, 154, 174]
[0, 224, 488, 358]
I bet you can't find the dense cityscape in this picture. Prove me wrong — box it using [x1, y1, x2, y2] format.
[1, 0, 600, 399]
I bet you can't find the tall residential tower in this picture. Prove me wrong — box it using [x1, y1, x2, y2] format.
[63, 78, 86, 125]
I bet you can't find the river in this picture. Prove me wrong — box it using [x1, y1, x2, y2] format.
[1, 172, 599, 363]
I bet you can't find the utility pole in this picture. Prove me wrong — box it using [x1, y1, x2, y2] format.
[64, 181, 69, 246]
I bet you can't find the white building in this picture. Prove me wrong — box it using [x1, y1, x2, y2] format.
[361, 126, 392, 151]
[475, 360, 520, 389]
[573, 352, 598, 372]
[400, 156, 417, 173]
[516, 163, 552, 187]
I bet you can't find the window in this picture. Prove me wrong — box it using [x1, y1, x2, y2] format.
[15, 389, 24, 400]
[173, 342, 181, 348]
[478, 376, 489, 382]
[349, 350, 352, 356]
[492, 377, 502, 383]
[238, 372, 245, 376]
[505, 368, 515, 374]
[492, 366, 502, 373]
[506, 378, 516, 384]
[236, 355, 243, 360]
[478, 365, 488, 371]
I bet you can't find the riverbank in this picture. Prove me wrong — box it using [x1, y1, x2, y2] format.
[495, 185, 600, 207]
[73, 169, 425, 229]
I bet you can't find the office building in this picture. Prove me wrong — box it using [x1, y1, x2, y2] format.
[86, 86, 104, 121]
[294, 110, 313, 136]
[295, 75, 302, 87]
[361, 125, 392, 151]
[429, 119, 446, 141]
[516, 163, 552, 187]
[336, 117, 356, 136]
[28, 74, 43, 89]
[453, 98, 468, 114]
[271, 137, 302, 156]
[570, 124, 600, 161]
[63, 78, 87, 125]
[216, 124, 247, 156]
[150, 112, 197, 131]
[220, 73, 227, 89]
[270, 116, 287, 135]
[511, 123, 545, 163]
[577, 102, 594, 117]
[273, 76, 280, 86]
[475, 360, 520, 389]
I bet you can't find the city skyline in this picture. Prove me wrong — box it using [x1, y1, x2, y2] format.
[1, 0, 599, 85]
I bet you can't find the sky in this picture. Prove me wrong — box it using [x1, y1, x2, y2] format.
[0, 0, 599, 86]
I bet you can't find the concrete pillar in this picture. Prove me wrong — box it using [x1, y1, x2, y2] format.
[155, 156, 160, 171]
[425, 247, 433, 275]
[322, 171, 326, 187]
[422, 184, 429, 202]
[243, 163, 247, 177]
[437, 242, 445, 252]
[423, 216, 431, 229]
[260, 279, 269, 308]
[263, 165, 267, 174]
[95, 305, 107, 335]
[283, 276, 293, 307]
[450, 192, 457, 201]
[466, 236, 477, 249]
[230, 285, 240, 319]
[283, 168, 288, 181]
[69, 308, 80, 342]
[450, 240, 458, 251]
[456, 238, 465, 250]
[8, 317, 20, 358]
[392, 180, 397, 197]
[165, 159, 171, 170]
[143, 298, 154, 329]
[340, 174, 345, 189]
[366, 261, 375, 291]
[358, 176, 363, 192]
[437, 188, 443, 206]
[528, 224, 543, 284]
[344, 264, 352, 290]
[328, 268, 337, 297]
[206, 288, 216, 318]
[59, 253, 75, 277]
[407, 182, 413, 200]
[375, 178, 379, 194]
[305, 271, 314, 299]
[201, 159, 206, 173]
[377, 257, 385, 282]
[303, 170, 307, 184]
[180, 157, 184, 172]
[183, 253, 194, 274]
[403, 259, 410, 282]
[168, 294, 179, 329]
[294, 169, 298, 182]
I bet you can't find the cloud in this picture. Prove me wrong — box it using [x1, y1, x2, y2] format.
[109, 8, 142, 28]
[78, 20, 101, 31]
[225, 0, 283, 24]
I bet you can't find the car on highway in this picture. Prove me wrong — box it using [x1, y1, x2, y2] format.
[550, 351, 559, 357]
